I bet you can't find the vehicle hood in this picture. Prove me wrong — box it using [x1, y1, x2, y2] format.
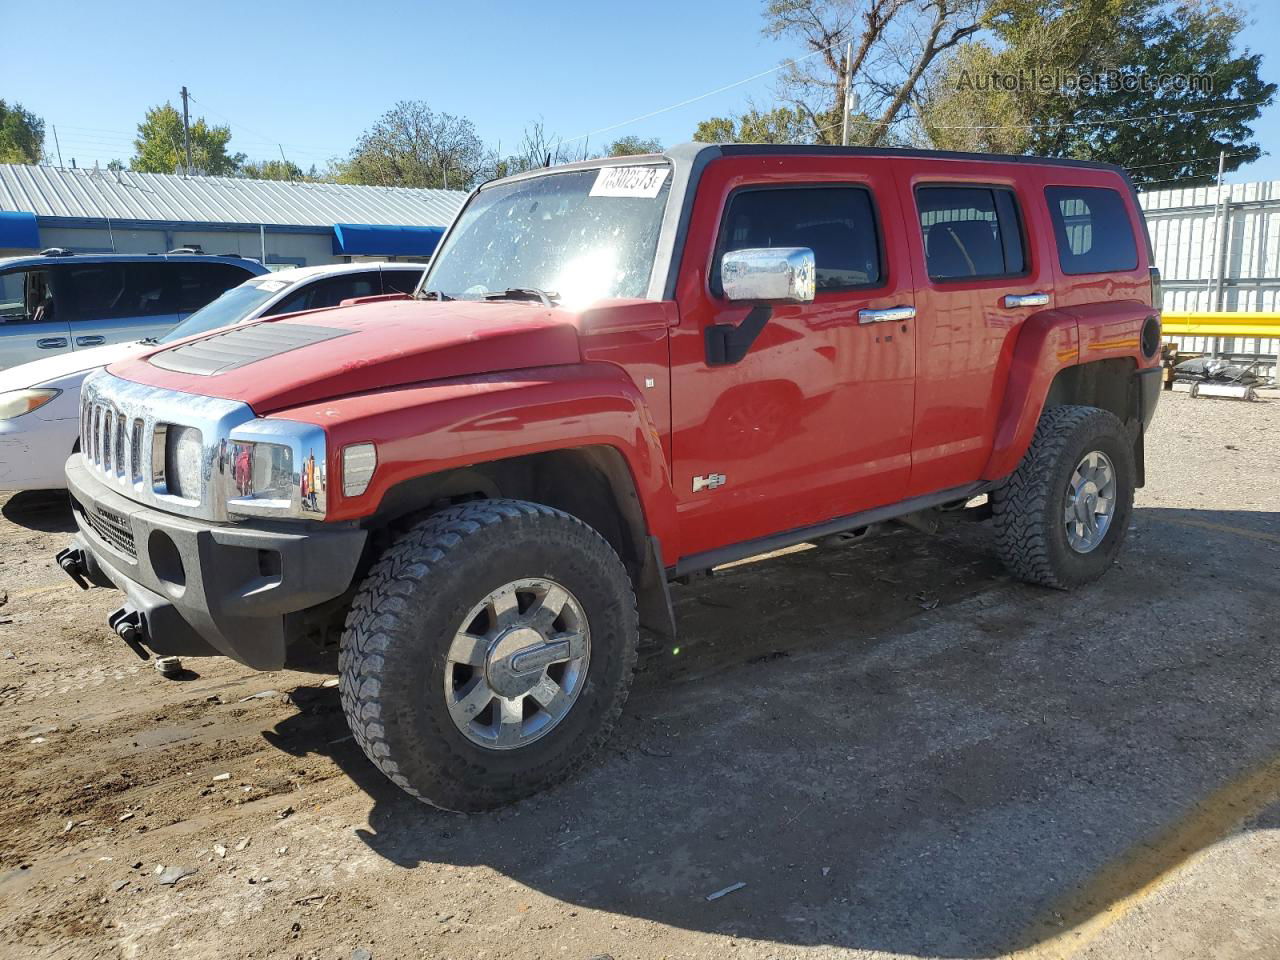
[106, 298, 584, 413]
[0, 341, 148, 392]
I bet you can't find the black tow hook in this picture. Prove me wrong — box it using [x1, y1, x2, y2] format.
[56, 546, 92, 590]
[107, 607, 151, 661]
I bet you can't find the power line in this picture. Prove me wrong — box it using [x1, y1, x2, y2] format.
[828, 98, 1266, 138]
[1125, 150, 1255, 172]
[548, 38, 847, 150]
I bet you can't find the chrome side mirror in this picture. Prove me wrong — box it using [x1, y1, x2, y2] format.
[721, 247, 816, 303]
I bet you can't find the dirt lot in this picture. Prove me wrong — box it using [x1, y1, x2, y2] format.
[1, 390, 1278, 960]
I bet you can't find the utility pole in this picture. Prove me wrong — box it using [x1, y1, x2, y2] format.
[52, 125, 64, 167]
[1209, 149, 1229, 356]
[841, 42, 852, 146]
[180, 86, 193, 177]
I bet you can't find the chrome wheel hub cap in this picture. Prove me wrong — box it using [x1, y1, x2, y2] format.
[445, 577, 589, 750]
[1064, 450, 1116, 554]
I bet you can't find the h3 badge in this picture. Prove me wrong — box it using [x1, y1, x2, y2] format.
[692, 473, 727, 493]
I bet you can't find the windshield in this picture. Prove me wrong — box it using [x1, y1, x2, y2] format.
[157, 278, 288, 343]
[422, 163, 672, 308]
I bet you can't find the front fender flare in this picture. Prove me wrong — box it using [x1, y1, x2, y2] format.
[276, 364, 679, 556]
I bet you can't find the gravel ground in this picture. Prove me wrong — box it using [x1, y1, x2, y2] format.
[0, 390, 1278, 960]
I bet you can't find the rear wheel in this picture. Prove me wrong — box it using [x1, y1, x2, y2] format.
[339, 499, 638, 811]
[991, 405, 1135, 589]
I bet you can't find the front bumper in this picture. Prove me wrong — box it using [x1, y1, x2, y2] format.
[0, 415, 78, 491]
[63, 455, 367, 670]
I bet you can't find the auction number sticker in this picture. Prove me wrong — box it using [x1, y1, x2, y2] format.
[590, 165, 670, 198]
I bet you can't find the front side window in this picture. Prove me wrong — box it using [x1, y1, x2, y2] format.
[381, 269, 424, 295]
[917, 185, 1026, 281]
[716, 186, 882, 293]
[1045, 185, 1139, 275]
[0, 269, 56, 324]
[269, 274, 380, 315]
[423, 164, 673, 308]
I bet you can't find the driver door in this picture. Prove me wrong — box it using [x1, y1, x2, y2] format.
[668, 156, 917, 561]
[0, 268, 72, 370]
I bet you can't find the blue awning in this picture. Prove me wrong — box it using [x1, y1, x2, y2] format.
[0, 211, 39, 250]
[332, 223, 444, 257]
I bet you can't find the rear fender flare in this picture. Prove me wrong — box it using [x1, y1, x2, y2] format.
[982, 309, 1080, 482]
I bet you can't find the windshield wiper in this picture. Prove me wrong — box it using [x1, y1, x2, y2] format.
[416, 289, 454, 302]
[482, 287, 560, 307]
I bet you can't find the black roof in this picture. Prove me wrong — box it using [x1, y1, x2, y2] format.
[716, 143, 1126, 174]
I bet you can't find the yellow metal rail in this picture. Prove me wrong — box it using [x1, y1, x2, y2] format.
[1160, 312, 1280, 338]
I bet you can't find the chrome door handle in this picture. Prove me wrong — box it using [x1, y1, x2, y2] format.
[36, 337, 68, 349]
[858, 305, 916, 324]
[75, 335, 106, 347]
[1002, 292, 1050, 308]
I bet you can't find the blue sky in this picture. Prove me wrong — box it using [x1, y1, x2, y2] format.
[4, 0, 1277, 184]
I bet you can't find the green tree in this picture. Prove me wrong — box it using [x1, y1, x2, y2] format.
[604, 135, 663, 156]
[131, 103, 244, 175]
[693, 106, 817, 144]
[921, 0, 1275, 182]
[0, 100, 45, 163]
[242, 158, 305, 181]
[336, 101, 491, 189]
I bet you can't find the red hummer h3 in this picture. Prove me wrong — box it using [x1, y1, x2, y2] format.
[59, 144, 1162, 810]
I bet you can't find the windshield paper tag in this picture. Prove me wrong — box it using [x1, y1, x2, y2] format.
[258, 280, 288, 292]
[590, 166, 669, 198]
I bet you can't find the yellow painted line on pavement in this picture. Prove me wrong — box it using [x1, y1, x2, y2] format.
[1148, 515, 1280, 545]
[1012, 755, 1280, 959]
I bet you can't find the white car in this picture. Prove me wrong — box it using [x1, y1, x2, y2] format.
[0, 261, 424, 492]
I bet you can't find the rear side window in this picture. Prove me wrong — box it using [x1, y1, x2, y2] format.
[175, 261, 257, 312]
[1045, 186, 1138, 274]
[916, 186, 1025, 281]
[716, 186, 882, 293]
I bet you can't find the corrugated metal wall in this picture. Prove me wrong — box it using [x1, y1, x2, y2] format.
[1140, 179, 1280, 369]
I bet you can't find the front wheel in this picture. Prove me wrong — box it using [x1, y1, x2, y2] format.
[339, 499, 638, 811]
[991, 405, 1136, 589]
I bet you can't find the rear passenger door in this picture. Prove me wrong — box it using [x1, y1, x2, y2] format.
[0, 267, 72, 369]
[898, 169, 1055, 497]
[62, 261, 182, 348]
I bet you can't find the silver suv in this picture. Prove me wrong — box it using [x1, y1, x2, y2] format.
[0, 250, 267, 370]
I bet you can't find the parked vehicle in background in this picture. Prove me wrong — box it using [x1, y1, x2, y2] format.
[0, 262, 424, 491]
[0, 250, 267, 370]
[58, 143, 1161, 812]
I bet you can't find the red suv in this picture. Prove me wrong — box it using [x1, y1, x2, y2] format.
[58, 144, 1162, 810]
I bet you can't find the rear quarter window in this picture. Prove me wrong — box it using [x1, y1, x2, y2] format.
[1045, 185, 1139, 275]
[175, 261, 258, 312]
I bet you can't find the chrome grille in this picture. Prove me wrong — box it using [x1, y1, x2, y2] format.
[83, 503, 137, 559]
[80, 396, 145, 485]
[76, 371, 264, 521]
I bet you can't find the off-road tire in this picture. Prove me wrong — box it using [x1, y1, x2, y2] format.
[991, 405, 1135, 589]
[339, 499, 638, 811]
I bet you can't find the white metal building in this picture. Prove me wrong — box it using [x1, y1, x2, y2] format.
[1140, 178, 1280, 371]
[0, 164, 467, 268]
